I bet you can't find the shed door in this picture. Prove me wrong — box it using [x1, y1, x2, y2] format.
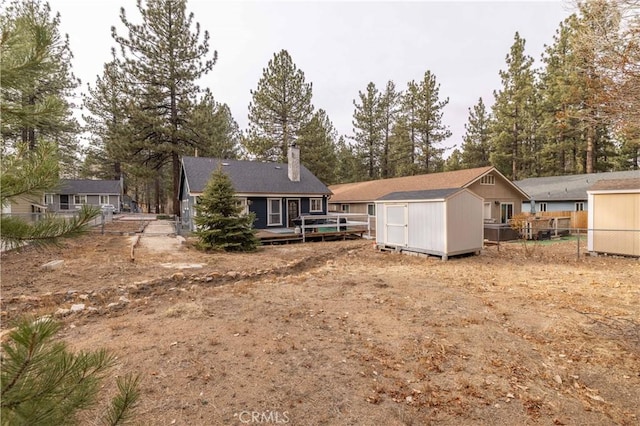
[384, 204, 407, 246]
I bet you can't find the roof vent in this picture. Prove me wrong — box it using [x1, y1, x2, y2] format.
[222, 162, 229, 166]
[275, 166, 282, 169]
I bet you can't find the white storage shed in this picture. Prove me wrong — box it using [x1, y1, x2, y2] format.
[375, 188, 484, 260]
[587, 178, 640, 257]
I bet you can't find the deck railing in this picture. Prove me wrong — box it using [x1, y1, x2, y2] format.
[297, 213, 371, 242]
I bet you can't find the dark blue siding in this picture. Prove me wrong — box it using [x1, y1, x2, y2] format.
[247, 195, 329, 229]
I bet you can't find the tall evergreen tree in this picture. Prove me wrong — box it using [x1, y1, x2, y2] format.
[0, 0, 81, 174]
[111, 0, 217, 214]
[411, 71, 451, 173]
[189, 90, 240, 159]
[82, 58, 130, 180]
[194, 167, 259, 252]
[461, 97, 492, 168]
[379, 81, 401, 178]
[490, 32, 537, 180]
[334, 136, 363, 183]
[297, 109, 338, 184]
[245, 50, 314, 162]
[351, 82, 383, 179]
[388, 115, 415, 176]
[538, 16, 585, 175]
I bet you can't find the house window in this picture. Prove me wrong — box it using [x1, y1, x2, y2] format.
[268, 198, 282, 226]
[575, 202, 585, 211]
[500, 203, 514, 224]
[480, 174, 495, 185]
[538, 202, 547, 212]
[74, 195, 87, 205]
[341, 204, 350, 213]
[310, 198, 323, 212]
[99, 195, 109, 205]
[484, 202, 492, 220]
[367, 204, 375, 216]
[44, 194, 54, 205]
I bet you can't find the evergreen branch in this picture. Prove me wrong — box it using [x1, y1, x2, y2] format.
[0, 205, 101, 250]
[101, 374, 141, 426]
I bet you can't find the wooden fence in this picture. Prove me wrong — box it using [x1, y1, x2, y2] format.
[523, 211, 588, 230]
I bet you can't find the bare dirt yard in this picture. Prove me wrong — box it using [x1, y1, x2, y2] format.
[1, 219, 639, 425]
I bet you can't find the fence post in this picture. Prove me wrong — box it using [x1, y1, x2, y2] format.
[101, 212, 105, 235]
[576, 229, 580, 260]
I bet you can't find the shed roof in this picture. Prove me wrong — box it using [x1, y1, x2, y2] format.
[330, 166, 515, 202]
[377, 188, 463, 201]
[56, 179, 121, 194]
[514, 171, 639, 201]
[181, 157, 331, 195]
[588, 178, 640, 192]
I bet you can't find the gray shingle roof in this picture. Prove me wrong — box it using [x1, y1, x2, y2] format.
[514, 171, 639, 201]
[377, 188, 462, 201]
[57, 179, 121, 194]
[181, 157, 331, 195]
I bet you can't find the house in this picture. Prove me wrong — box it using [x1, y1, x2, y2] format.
[587, 178, 640, 257]
[178, 145, 332, 231]
[375, 188, 484, 260]
[514, 170, 639, 214]
[329, 166, 529, 224]
[2, 194, 48, 223]
[45, 179, 123, 213]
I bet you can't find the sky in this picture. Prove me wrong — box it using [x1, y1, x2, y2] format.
[47, 0, 575, 155]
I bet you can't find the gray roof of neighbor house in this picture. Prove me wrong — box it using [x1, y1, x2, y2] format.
[377, 188, 463, 201]
[514, 170, 639, 202]
[180, 157, 332, 196]
[57, 179, 121, 194]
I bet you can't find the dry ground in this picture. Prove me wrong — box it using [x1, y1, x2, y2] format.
[1, 219, 639, 425]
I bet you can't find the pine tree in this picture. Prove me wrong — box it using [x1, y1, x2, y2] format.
[538, 16, 585, 175]
[461, 97, 492, 168]
[395, 81, 420, 175]
[189, 90, 240, 159]
[297, 109, 338, 184]
[351, 82, 383, 179]
[194, 167, 259, 252]
[0, 0, 81, 174]
[490, 32, 537, 180]
[112, 0, 217, 214]
[82, 58, 130, 180]
[1, 316, 139, 425]
[245, 50, 314, 162]
[444, 148, 464, 171]
[333, 136, 363, 183]
[379, 81, 401, 178]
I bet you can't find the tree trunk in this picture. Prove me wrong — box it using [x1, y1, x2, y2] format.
[585, 126, 594, 173]
[172, 152, 180, 216]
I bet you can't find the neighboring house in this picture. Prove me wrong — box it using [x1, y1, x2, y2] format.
[178, 145, 332, 231]
[329, 166, 529, 224]
[514, 170, 639, 214]
[45, 179, 123, 213]
[375, 188, 484, 260]
[3, 194, 48, 222]
[587, 178, 640, 257]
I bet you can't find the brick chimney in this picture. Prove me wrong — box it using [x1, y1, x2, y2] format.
[288, 143, 300, 182]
